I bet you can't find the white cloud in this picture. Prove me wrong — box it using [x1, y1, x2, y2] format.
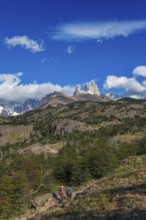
[129, 94, 144, 99]
[132, 66, 146, 77]
[0, 73, 75, 102]
[66, 45, 76, 54]
[104, 70, 146, 99]
[0, 72, 22, 85]
[104, 75, 144, 92]
[142, 80, 146, 86]
[5, 36, 44, 53]
[52, 20, 146, 41]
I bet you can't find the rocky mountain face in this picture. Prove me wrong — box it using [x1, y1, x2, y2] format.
[38, 92, 110, 109]
[39, 91, 65, 107]
[0, 99, 39, 117]
[0, 91, 110, 117]
[74, 80, 100, 96]
[0, 105, 15, 117]
[38, 81, 109, 109]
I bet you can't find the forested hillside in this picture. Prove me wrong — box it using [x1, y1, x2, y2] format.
[0, 98, 146, 219]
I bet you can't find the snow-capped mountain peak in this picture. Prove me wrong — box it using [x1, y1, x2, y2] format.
[0, 99, 39, 117]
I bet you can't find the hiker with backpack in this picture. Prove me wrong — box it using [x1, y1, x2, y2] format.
[66, 187, 72, 199]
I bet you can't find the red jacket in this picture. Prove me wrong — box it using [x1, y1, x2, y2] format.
[59, 188, 65, 196]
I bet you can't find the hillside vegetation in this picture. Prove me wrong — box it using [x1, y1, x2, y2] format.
[29, 155, 146, 220]
[0, 98, 146, 219]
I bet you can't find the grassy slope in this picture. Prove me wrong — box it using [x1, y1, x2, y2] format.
[37, 155, 146, 219]
[1, 98, 146, 147]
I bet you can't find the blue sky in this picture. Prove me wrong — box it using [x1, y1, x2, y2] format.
[0, 0, 146, 102]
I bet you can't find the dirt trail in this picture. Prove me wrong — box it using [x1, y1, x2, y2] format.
[9, 180, 97, 220]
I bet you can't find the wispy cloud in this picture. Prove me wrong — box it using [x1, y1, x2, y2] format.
[0, 73, 75, 102]
[52, 20, 146, 41]
[41, 57, 58, 63]
[5, 35, 44, 53]
[97, 39, 103, 44]
[66, 45, 76, 54]
[104, 66, 146, 99]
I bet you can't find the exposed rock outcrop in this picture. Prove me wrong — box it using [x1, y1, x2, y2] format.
[50, 119, 93, 135]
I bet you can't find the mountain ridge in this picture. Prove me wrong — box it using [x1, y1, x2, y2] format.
[38, 91, 111, 109]
[0, 98, 39, 117]
[1, 79, 136, 117]
[0, 81, 111, 117]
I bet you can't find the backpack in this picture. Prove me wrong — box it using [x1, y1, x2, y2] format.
[66, 188, 72, 195]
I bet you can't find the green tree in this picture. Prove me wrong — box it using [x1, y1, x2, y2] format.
[88, 146, 118, 178]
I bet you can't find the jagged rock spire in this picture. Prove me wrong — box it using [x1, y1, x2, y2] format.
[74, 80, 100, 96]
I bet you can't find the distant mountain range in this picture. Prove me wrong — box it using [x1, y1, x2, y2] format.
[106, 92, 122, 100]
[0, 99, 39, 117]
[0, 93, 111, 117]
[0, 81, 123, 117]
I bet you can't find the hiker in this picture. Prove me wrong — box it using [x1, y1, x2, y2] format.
[66, 187, 72, 199]
[52, 192, 60, 205]
[59, 186, 65, 203]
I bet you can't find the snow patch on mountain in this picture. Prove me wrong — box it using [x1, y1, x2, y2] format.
[106, 92, 122, 100]
[0, 99, 39, 117]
